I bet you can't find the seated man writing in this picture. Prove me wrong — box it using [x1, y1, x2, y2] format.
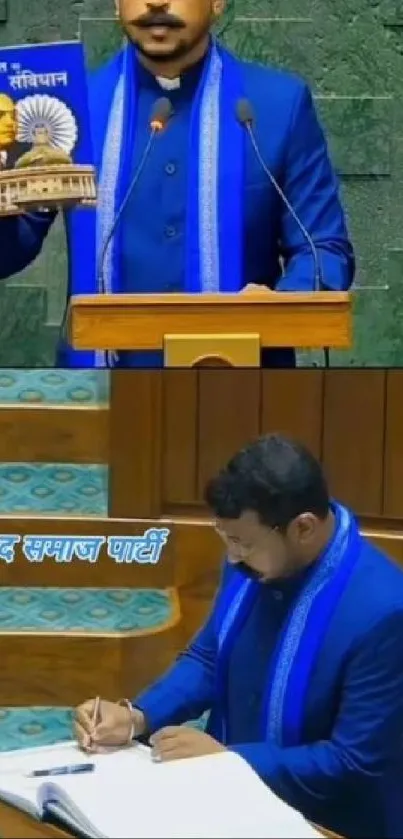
[74, 434, 403, 839]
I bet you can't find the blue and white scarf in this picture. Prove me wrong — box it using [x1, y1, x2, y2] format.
[64, 39, 245, 368]
[213, 503, 360, 747]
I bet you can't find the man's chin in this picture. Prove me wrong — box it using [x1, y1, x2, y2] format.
[135, 39, 189, 63]
[235, 562, 265, 581]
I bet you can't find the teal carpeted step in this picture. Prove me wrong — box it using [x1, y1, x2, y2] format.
[0, 707, 74, 751]
[0, 464, 107, 515]
[0, 370, 109, 405]
[0, 708, 208, 751]
[0, 370, 110, 514]
[0, 588, 174, 633]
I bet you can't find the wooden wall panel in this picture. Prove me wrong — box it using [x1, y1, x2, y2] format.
[2, 370, 403, 524]
[196, 369, 261, 497]
[260, 370, 324, 458]
[0, 517, 175, 588]
[382, 370, 403, 519]
[108, 371, 162, 518]
[162, 371, 198, 505]
[0, 406, 108, 463]
[321, 370, 386, 516]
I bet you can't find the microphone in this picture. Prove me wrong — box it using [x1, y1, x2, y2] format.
[236, 98, 323, 292]
[236, 97, 331, 367]
[97, 97, 173, 295]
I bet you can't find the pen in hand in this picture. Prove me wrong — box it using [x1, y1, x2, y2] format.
[92, 696, 101, 730]
[85, 695, 101, 752]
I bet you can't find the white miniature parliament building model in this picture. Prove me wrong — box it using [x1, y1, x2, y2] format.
[0, 93, 96, 214]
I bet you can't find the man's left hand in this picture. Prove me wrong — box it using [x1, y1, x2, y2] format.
[150, 726, 226, 762]
[240, 283, 273, 294]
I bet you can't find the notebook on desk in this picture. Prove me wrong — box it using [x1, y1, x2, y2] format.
[0, 739, 322, 838]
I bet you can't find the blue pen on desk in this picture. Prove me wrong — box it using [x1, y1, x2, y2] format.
[27, 763, 95, 778]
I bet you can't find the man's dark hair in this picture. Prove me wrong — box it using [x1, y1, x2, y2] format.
[203, 434, 330, 530]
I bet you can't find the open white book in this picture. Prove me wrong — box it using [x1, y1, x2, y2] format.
[0, 740, 322, 838]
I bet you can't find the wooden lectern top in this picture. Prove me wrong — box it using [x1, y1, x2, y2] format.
[67, 291, 351, 355]
[70, 291, 349, 307]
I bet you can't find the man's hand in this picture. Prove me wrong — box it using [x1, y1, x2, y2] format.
[150, 726, 226, 762]
[73, 698, 146, 753]
[240, 283, 273, 294]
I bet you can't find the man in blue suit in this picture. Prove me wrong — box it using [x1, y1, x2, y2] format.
[0, 0, 354, 367]
[75, 435, 403, 839]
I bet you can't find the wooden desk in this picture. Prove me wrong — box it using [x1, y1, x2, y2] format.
[0, 800, 71, 839]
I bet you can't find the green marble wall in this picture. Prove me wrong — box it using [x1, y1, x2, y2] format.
[0, 0, 402, 366]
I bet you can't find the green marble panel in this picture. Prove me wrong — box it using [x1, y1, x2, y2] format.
[378, 0, 403, 24]
[79, 16, 122, 70]
[7, 214, 67, 324]
[316, 96, 392, 176]
[0, 0, 81, 45]
[328, 248, 403, 367]
[0, 285, 59, 366]
[234, 0, 313, 17]
[225, 14, 396, 96]
[81, 0, 114, 14]
[224, 20, 317, 83]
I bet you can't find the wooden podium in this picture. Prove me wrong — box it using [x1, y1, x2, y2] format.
[67, 291, 352, 367]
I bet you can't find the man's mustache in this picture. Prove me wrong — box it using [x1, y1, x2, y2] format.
[132, 13, 185, 29]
